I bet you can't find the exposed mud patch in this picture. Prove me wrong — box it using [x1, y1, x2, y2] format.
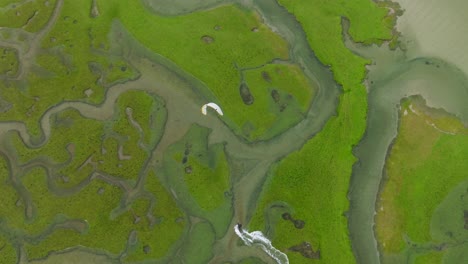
[201, 35, 214, 44]
[239, 83, 254, 105]
[271, 89, 280, 103]
[281, 212, 305, 229]
[143, 244, 151, 254]
[289, 241, 320, 259]
[90, 0, 100, 18]
[262, 71, 271, 82]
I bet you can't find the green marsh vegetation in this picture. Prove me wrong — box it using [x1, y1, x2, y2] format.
[8, 90, 165, 187]
[119, 171, 186, 262]
[0, 0, 57, 33]
[97, 0, 314, 140]
[0, 0, 138, 136]
[414, 251, 444, 264]
[21, 167, 125, 258]
[164, 124, 231, 210]
[241, 63, 315, 140]
[0, 47, 18, 76]
[183, 143, 230, 211]
[0, 154, 24, 228]
[0, 235, 16, 264]
[162, 124, 232, 238]
[20, 167, 185, 261]
[248, 0, 397, 263]
[0, 155, 21, 264]
[376, 97, 468, 263]
[1, 105, 184, 261]
[179, 221, 216, 263]
[0, 0, 314, 141]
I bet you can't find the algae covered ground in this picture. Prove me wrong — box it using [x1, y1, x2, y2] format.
[375, 96, 468, 264]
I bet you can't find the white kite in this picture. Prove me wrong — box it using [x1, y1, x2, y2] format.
[201, 102, 223, 116]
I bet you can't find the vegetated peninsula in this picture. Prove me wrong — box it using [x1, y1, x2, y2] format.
[376, 96, 468, 264]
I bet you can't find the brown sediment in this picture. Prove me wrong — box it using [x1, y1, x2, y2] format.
[293, 219, 305, 229]
[239, 83, 254, 105]
[269, 89, 289, 112]
[201, 35, 214, 44]
[262, 71, 272, 82]
[279, 103, 287, 112]
[281, 212, 305, 229]
[90, 0, 100, 18]
[289, 241, 320, 259]
[271, 89, 280, 103]
[143, 245, 151, 254]
[281, 212, 291, 220]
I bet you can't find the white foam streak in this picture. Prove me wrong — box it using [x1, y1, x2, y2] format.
[234, 225, 289, 264]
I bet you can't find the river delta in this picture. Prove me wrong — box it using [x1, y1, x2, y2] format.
[0, 0, 467, 264]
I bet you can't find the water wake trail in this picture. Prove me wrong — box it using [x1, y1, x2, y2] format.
[234, 224, 289, 264]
